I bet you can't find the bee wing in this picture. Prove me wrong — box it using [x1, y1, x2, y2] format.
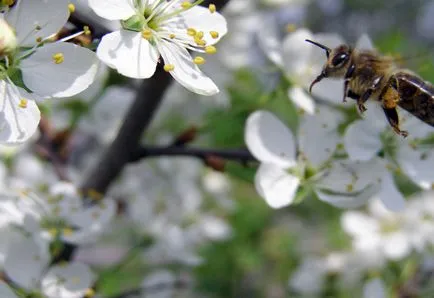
[395, 72, 434, 127]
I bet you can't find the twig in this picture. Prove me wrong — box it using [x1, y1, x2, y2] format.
[130, 146, 256, 163]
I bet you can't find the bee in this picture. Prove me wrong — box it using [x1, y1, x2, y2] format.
[306, 39, 434, 137]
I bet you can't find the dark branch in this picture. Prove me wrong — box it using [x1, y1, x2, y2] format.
[130, 146, 256, 163]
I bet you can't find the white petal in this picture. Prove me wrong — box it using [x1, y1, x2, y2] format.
[255, 163, 300, 208]
[257, 20, 283, 67]
[0, 82, 40, 145]
[88, 0, 136, 20]
[299, 105, 343, 167]
[376, 171, 406, 212]
[96, 30, 159, 79]
[341, 211, 379, 237]
[282, 28, 314, 79]
[288, 86, 315, 114]
[383, 232, 411, 260]
[157, 40, 218, 95]
[42, 263, 95, 298]
[21, 42, 99, 98]
[314, 159, 383, 208]
[177, 6, 227, 45]
[0, 281, 18, 298]
[363, 278, 387, 298]
[397, 143, 434, 189]
[244, 110, 296, 167]
[310, 78, 344, 103]
[344, 120, 383, 161]
[4, 238, 50, 289]
[5, 0, 69, 46]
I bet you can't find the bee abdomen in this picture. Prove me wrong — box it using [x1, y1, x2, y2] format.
[394, 72, 434, 127]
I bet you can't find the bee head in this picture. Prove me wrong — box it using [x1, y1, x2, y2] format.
[305, 39, 351, 93]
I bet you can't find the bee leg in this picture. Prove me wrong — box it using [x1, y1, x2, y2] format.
[383, 107, 409, 137]
[357, 77, 383, 113]
[343, 63, 356, 103]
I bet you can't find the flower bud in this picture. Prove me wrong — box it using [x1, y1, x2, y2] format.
[0, 18, 17, 55]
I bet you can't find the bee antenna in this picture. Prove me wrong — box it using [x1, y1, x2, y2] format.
[305, 39, 331, 58]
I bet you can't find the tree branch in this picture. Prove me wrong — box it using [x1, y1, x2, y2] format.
[130, 146, 256, 163]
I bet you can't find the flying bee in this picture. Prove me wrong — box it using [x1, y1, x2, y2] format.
[306, 39, 434, 137]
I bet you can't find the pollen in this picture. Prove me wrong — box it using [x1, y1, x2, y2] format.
[84, 288, 96, 298]
[346, 184, 354, 192]
[169, 33, 176, 39]
[208, 4, 216, 13]
[205, 45, 217, 54]
[36, 37, 42, 43]
[209, 31, 219, 39]
[164, 64, 175, 72]
[194, 37, 206, 46]
[187, 28, 196, 36]
[194, 56, 205, 65]
[181, 1, 191, 9]
[83, 25, 91, 35]
[18, 99, 28, 108]
[68, 3, 75, 13]
[195, 31, 204, 39]
[141, 28, 152, 40]
[52, 52, 64, 64]
[1, 0, 14, 5]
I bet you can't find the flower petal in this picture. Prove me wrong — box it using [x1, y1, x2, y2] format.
[4, 238, 50, 290]
[356, 34, 375, 51]
[0, 82, 40, 145]
[157, 40, 218, 95]
[344, 120, 383, 161]
[177, 5, 227, 45]
[299, 105, 343, 167]
[41, 262, 95, 298]
[363, 278, 387, 298]
[288, 86, 315, 114]
[255, 163, 300, 208]
[5, 0, 69, 46]
[314, 159, 383, 208]
[282, 28, 314, 80]
[88, 0, 136, 20]
[21, 42, 99, 98]
[96, 30, 159, 79]
[376, 171, 406, 212]
[245, 110, 297, 167]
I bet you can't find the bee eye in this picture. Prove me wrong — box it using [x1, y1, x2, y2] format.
[332, 53, 348, 67]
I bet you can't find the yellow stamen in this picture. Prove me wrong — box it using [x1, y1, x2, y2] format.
[52, 53, 64, 64]
[193, 56, 205, 65]
[142, 28, 152, 40]
[194, 37, 206, 46]
[187, 28, 196, 36]
[68, 3, 75, 13]
[36, 37, 42, 43]
[205, 45, 217, 54]
[164, 64, 175, 72]
[1, 0, 14, 5]
[195, 31, 204, 39]
[286, 23, 296, 33]
[209, 31, 219, 39]
[18, 99, 28, 109]
[83, 25, 91, 35]
[84, 288, 96, 298]
[208, 4, 216, 13]
[35, 25, 42, 31]
[181, 1, 191, 8]
[48, 228, 59, 237]
[169, 33, 176, 39]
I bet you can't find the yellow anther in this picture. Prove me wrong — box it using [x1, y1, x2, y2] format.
[83, 25, 91, 35]
[187, 28, 196, 36]
[84, 288, 96, 298]
[62, 228, 74, 236]
[141, 28, 152, 40]
[346, 184, 354, 192]
[193, 56, 205, 65]
[1, 0, 14, 5]
[181, 1, 191, 8]
[209, 31, 219, 39]
[164, 64, 175, 72]
[195, 31, 204, 39]
[205, 45, 217, 54]
[35, 25, 42, 31]
[68, 3, 75, 13]
[48, 228, 59, 237]
[208, 4, 216, 13]
[52, 52, 64, 64]
[36, 37, 42, 43]
[286, 23, 296, 33]
[18, 98, 28, 108]
[169, 33, 176, 39]
[88, 189, 103, 200]
[194, 37, 206, 46]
